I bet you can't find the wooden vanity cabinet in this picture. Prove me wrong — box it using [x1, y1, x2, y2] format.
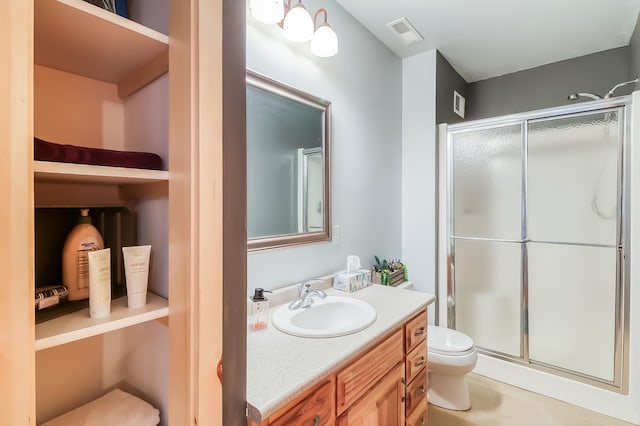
[404, 310, 428, 423]
[250, 308, 429, 426]
[336, 363, 405, 426]
[270, 377, 335, 426]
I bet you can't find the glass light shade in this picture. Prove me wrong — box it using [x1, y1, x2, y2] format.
[310, 24, 338, 57]
[283, 4, 314, 42]
[250, 0, 284, 25]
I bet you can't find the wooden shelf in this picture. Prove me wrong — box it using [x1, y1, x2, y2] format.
[34, 160, 169, 185]
[35, 292, 168, 351]
[35, 0, 169, 97]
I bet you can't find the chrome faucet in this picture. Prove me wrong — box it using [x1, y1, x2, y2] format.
[288, 279, 327, 310]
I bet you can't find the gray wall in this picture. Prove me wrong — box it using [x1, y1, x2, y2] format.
[436, 51, 468, 125]
[467, 47, 631, 120]
[630, 15, 640, 90]
[247, 0, 403, 292]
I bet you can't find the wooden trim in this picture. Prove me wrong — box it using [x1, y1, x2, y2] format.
[168, 0, 196, 423]
[0, 0, 35, 423]
[196, 0, 228, 424]
[222, 0, 248, 424]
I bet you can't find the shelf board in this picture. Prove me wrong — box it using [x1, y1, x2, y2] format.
[35, 292, 168, 351]
[34, 160, 169, 184]
[35, 0, 169, 96]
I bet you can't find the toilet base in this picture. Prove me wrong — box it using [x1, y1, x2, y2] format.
[428, 371, 471, 411]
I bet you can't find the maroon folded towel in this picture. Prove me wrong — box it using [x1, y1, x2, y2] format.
[35, 138, 164, 170]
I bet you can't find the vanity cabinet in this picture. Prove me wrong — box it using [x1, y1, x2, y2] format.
[337, 363, 405, 425]
[270, 378, 335, 426]
[404, 310, 428, 423]
[249, 309, 429, 426]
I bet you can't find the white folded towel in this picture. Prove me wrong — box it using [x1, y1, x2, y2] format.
[41, 388, 160, 426]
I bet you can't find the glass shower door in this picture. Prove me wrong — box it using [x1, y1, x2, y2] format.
[451, 124, 523, 357]
[527, 111, 621, 381]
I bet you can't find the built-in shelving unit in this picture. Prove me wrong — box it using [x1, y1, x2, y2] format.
[35, 293, 168, 351]
[34, 160, 169, 185]
[34, 0, 169, 98]
[31, 0, 172, 422]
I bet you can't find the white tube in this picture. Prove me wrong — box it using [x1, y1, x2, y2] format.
[88, 248, 111, 318]
[122, 245, 151, 308]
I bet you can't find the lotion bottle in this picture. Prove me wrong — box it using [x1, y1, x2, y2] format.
[62, 209, 105, 301]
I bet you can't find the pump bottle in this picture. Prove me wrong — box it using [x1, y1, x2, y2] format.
[249, 288, 272, 330]
[62, 209, 105, 301]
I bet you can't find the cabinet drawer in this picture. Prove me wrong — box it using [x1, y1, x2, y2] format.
[404, 310, 427, 353]
[270, 378, 335, 426]
[405, 368, 427, 418]
[406, 398, 428, 426]
[337, 329, 403, 414]
[405, 338, 427, 383]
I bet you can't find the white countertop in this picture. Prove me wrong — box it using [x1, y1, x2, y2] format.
[246, 283, 436, 422]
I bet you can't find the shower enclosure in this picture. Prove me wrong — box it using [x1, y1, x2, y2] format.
[438, 97, 630, 391]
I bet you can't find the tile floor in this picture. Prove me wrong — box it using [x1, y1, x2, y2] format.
[428, 373, 634, 426]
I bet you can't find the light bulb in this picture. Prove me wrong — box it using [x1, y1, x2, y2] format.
[250, 0, 284, 25]
[283, 3, 314, 43]
[310, 24, 338, 57]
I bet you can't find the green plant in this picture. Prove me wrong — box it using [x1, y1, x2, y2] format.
[373, 256, 408, 285]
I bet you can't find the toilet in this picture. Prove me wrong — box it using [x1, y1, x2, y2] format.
[427, 325, 477, 411]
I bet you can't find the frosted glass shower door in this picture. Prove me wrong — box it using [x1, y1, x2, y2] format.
[451, 124, 523, 357]
[527, 111, 621, 381]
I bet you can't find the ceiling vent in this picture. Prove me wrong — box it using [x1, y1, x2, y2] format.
[386, 17, 423, 45]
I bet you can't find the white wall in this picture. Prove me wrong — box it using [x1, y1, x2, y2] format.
[401, 50, 438, 323]
[246, 0, 402, 292]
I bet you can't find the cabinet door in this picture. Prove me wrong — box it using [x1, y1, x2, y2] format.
[337, 329, 403, 414]
[336, 363, 405, 426]
[270, 378, 335, 426]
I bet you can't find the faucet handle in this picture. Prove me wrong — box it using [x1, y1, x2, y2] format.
[298, 279, 324, 297]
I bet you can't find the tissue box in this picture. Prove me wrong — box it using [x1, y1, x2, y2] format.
[333, 269, 372, 293]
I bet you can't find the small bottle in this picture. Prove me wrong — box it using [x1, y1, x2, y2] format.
[62, 209, 105, 301]
[249, 288, 271, 330]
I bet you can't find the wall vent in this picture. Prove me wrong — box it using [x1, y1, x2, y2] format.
[386, 17, 423, 45]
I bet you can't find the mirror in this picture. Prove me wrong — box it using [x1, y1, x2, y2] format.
[246, 70, 332, 251]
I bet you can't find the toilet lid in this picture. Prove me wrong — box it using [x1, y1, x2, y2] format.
[428, 326, 474, 354]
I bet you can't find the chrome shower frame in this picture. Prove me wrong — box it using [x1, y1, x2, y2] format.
[438, 96, 631, 393]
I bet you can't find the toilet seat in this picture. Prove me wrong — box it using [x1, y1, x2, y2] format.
[428, 325, 474, 355]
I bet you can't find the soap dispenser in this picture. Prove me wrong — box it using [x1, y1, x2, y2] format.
[249, 288, 272, 330]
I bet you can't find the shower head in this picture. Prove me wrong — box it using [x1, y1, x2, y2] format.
[567, 92, 602, 101]
[568, 77, 639, 102]
[604, 77, 639, 98]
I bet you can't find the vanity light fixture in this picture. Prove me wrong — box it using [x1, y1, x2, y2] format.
[250, 0, 339, 57]
[282, 0, 314, 43]
[249, 0, 284, 25]
[310, 9, 338, 58]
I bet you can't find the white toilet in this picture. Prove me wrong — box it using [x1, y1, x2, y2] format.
[427, 325, 477, 411]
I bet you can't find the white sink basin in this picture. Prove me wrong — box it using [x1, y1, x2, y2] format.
[272, 296, 377, 338]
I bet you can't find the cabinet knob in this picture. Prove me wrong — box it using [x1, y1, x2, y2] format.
[313, 415, 320, 426]
[414, 326, 425, 336]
